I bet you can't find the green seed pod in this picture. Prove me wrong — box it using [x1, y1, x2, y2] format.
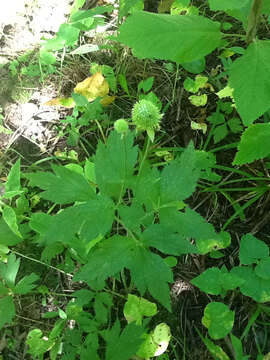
[132, 99, 162, 132]
[114, 119, 129, 134]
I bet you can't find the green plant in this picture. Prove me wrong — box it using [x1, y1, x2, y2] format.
[0, 127, 229, 358]
[116, 0, 270, 164]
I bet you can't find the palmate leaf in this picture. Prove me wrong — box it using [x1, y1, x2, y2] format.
[102, 321, 144, 360]
[229, 41, 270, 126]
[74, 236, 173, 309]
[117, 11, 222, 63]
[25, 165, 95, 204]
[142, 224, 197, 255]
[233, 124, 270, 165]
[30, 195, 114, 247]
[160, 142, 201, 203]
[94, 130, 138, 199]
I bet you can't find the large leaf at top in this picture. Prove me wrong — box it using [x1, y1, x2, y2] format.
[229, 41, 270, 126]
[117, 12, 222, 63]
[233, 124, 270, 165]
[208, 0, 250, 11]
[25, 165, 95, 204]
[30, 195, 114, 246]
[94, 130, 138, 199]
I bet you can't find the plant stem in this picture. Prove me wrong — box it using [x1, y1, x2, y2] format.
[12, 250, 71, 276]
[246, 0, 264, 44]
[138, 136, 151, 176]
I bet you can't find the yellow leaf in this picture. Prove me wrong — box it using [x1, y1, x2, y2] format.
[44, 98, 75, 108]
[100, 95, 116, 106]
[191, 121, 207, 134]
[74, 72, 109, 101]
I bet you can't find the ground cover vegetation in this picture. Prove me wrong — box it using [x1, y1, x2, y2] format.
[1, 0, 270, 358]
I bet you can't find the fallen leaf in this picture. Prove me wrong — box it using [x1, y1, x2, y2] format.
[74, 72, 109, 101]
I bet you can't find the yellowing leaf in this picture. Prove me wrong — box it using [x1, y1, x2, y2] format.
[74, 72, 109, 101]
[44, 98, 75, 108]
[44, 73, 112, 108]
[191, 121, 207, 134]
[100, 95, 116, 106]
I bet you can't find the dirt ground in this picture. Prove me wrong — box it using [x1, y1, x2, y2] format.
[0, 0, 72, 152]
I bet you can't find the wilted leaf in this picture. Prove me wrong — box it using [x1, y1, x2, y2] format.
[74, 72, 109, 101]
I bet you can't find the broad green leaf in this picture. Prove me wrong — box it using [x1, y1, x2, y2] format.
[25, 164, 95, 204]
[132, 164, 160, 211]
[129, 248, 173, 310]
[94, 130, 138, 199]
[94, 292, 113, 324]
[0, 296, 15, 329]
[142, 224, 197, 255]
[229, 41, 270, 126]
[233, 124, 270, 165]
[231, 266, 270, 302]
[5, 159, 21, 195]
[103, 321, 144, 360]
[196, 231, 231, 255]
[2, 206, 22, 238]
[0, 217, 21, 246]
[117, 12, 222, 63]
[75, 237, 173, 309]
[160, 207, 218, 248]
[0, 253, 20, 287]
[239, 234, 269, 265]
[191, 267, 243, 295]
[160, 142, 201, 203]
[14, 273, 39, 294]
[208, 0, 250, 11]
[30, 195, 114, 247]
[118, 201, 153, 234]
[138, 323, 171, 358]
[191, 267, 222, 295]
[0, 282, 9, 296]
[124, 294, 157, 325]
[73, 289, 95, 307]
[181, 57, 205, 74]
[255, 258, 270, 280]
[73, 236, 135, 285]
[202, 302, 234, 340]
[213, 123, 228, 143]
[26, 329, 55, 357]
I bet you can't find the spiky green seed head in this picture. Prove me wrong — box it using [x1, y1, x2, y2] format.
[132, 100, 162, 132]
[114, 119, 129, 134]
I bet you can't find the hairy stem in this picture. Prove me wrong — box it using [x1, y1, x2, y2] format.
[246, 0, 264, 44]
